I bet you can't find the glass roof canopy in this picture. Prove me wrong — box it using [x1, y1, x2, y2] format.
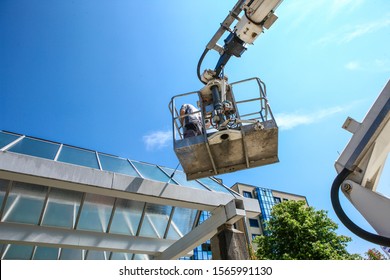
[0, 131, 259, 260]
[0, 131, 232, 194]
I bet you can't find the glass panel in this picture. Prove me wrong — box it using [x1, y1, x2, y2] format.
[197, 177, 232, 194]
[60, 248, 82, 260]
[139, 203, 172, 238]
[4, 244, 34, 260]
[2, 181, 48, 224]
[57, 145, 99, 169]
[42, 188, 83, 228]
[0, 131, 20, 149]
[99, 154, 139, 176]
[109, 199, 144, 235]
[256, 187, 275, 235]
[8, 137, 60, 160]
[166, 207, 197, 240]
[249, 218, 260, 227]
[243, 191, 253, 198]
[86, 250, 107, 260]
[192, 240, 212, 260]
[198, 211, 210, 225]
[0, 244, 6, 256]
[159, 167, 208, 191]
[111, 252, 133, 260]
[133, 254, 151, 260]
[77, 193, 114, 232]
[131, 161, 174, 183]
[33, 246, 59, 260]
[0, 179, 10, 210]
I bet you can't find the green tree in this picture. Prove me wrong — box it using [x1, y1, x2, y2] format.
[253, 200, 357, 260]
[365, 248, 388, 260]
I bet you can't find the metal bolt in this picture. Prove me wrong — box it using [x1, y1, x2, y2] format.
[342, 183, 352, 193]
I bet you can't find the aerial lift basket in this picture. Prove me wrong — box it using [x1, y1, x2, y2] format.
[169, 77, 279, 180]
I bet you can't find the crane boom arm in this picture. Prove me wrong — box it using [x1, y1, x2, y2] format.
[198, 0, 283, 82]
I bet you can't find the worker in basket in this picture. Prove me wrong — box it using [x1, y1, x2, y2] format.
[180, 103, 204, 138]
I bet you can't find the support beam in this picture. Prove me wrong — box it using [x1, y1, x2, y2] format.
[0, 222, 175, 256]
[156, 199, 245, 260]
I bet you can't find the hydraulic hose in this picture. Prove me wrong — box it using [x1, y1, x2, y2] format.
[330, 168, 390, 246]
[197, 49, 209, 84]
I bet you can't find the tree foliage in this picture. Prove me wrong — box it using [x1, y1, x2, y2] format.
[365, 248, 388, 260]
[253, 200, 357, 260]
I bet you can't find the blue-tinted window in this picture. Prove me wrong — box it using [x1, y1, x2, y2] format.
[190, 211, 212, 260]
[159, 167, 208, 191]
[198, 210, 210, 225]
[197, 177, 232, 194]
[256, 187, 275, 235]
[98, 153, 139, 176]
[33, 246, 59, 260]
[0, 131, 21, 149]
[8, 137, 60, 160]
[131, 161, 174, 183]
[109, 199, 144, 235]
[192, 240, 212, 260]
[86, 250, 107, 260]
[60, 248, 82, 260]
[4, 244, 34, 260]
[2, 182, 48, 225]
[0, 179, 9, 210]
[139, 204, 173, 238]
[42, 188, 83, 229]
[166, 207, 198, 240]
[274, 197, 281, 204]
[111, 252, 134, 260]
[133, 254, 151, 260]
[76, 193, 114, 232]
[57, 145, 99, 169]
[249, 218, 260, 227]
[243, 191, 253, 198]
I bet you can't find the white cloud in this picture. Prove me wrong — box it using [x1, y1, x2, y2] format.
[275, 106, 344, 130]
[283, 0, 365, 30]
[282, 0, 326, 30]
[316, 17, 390, 46]
[341, 18, 390, 43]
[330, 0, 364, 16]
[143, 130, 171, 151]
[345, 61, 361, 71]
[345, 59, 390, 72]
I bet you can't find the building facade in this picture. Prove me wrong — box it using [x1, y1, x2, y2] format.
[231, 183, 308, 246]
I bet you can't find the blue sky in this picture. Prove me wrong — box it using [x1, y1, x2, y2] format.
[1, 0, 389, 256]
